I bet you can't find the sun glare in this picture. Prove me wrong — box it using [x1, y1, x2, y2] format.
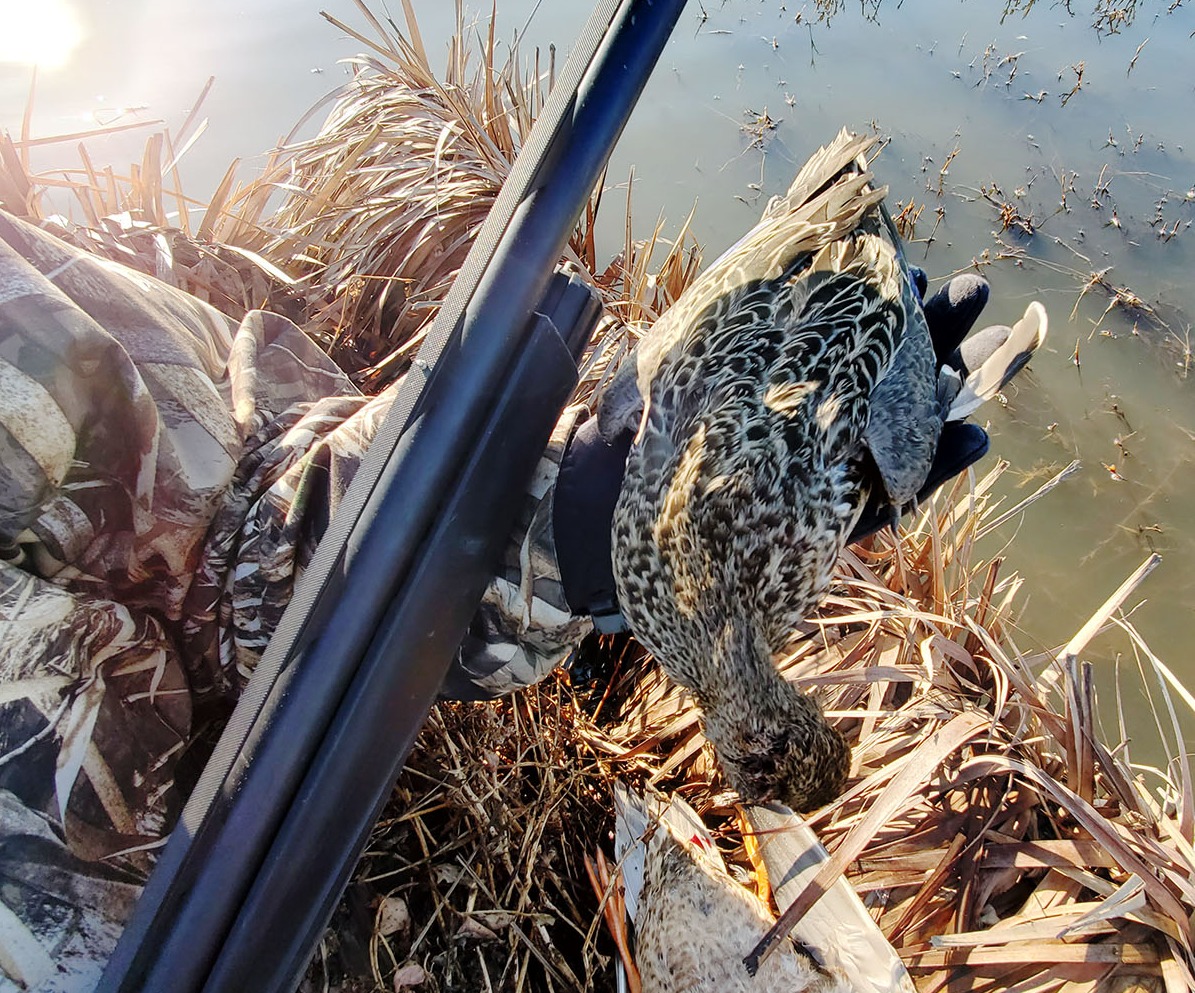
[0, 0, 84, 70]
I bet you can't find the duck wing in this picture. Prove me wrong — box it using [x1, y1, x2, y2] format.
[746, 803, 916, 993]
[614, 783, 723, 927]
[859, 244, 943, 509]
[599, 131, 947, 512]
[947, 300, 1048, 420]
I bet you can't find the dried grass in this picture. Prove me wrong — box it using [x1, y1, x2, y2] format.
[0, 0, 699, 396]
[3, 5, 1192, 993]
[341, 462, 1193, 993]
[257, 0, 700, 389]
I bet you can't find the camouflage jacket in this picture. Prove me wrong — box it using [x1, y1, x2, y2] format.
[0, 211, 592, 991]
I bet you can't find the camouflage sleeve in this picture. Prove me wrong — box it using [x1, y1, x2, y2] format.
[0, 207, 586, 698]
[181, 379, 594, 701]
[0, 210, 592, 988]
[0, 210, 367, 991]
[0, 565, 183, 993]
[443, 403, 595, 700]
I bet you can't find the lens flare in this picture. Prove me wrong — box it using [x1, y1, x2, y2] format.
[0, 0, 84, 70]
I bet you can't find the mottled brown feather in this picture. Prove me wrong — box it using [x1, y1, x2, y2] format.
[609, 130, 945, 810]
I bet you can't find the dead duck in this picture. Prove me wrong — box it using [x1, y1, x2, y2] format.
[602, 784, 914, 993]
[601, 130, 1046, 811]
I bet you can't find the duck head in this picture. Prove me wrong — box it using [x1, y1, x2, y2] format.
[701, 617, 850, 813]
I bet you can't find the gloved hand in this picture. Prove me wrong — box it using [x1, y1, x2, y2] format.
[553, 412, 635, 632]
[554, 270, 1005, 630]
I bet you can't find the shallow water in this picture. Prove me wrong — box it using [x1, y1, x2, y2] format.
[4, 0, 1194, 762]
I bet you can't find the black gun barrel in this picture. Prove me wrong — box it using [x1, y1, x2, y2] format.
[97, 2, 686, 991]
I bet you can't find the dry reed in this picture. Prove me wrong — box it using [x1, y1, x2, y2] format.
[335, 458, 1193, 993]
[2, 5, 1192, 993]
[0, 0, 699, 396]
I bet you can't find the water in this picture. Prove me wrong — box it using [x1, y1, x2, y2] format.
[4, 0, 1194, 758]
